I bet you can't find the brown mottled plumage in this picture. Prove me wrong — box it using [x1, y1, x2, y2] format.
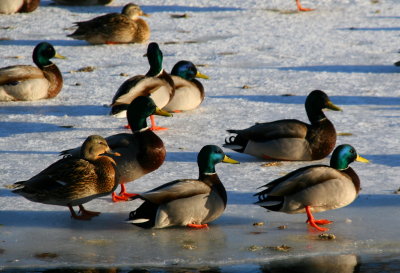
[11, 135, 120, 220]
[67, 3, 150, 45]
[61, 96, 172, 202]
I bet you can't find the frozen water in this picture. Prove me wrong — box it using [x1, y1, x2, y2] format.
[0, 0, 399, 270]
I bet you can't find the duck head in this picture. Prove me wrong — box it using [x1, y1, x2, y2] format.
[171, 60, 209, 81]
[330, 144, 369, 170]
[80, 135, 120, 161]
[145, 42, 163, 77]
[126, 96, 172, 132]
[32, 42, 65, 68]
[305, 90, 342, 123]
[197, 145, 239, 175]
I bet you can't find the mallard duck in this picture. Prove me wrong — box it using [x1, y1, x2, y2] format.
[11, 135, 120, 220]
[254, 144, 369, 231]
[61, 96, 172, 202]
[0, 42, 64, 101]
[67, 3, 150, 45]
[110, 42, 175, 130]
[223, 90, 341, 161]
[296, 0, 313, 11]
[126, 145, 239, 229]
[0, 0, 39, 14]
[162, 60, 209, 113]
[51, 0, 113, 5]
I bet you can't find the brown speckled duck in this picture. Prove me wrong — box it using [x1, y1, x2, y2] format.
[0, 0, 39, 14]
[110, 42, 175, 130]
[224, 90, 341, 161]
[11, 135, 120, 220]
[61, 96, 172, 202]
[255, 144, 369, 231]
[0, 42, 64, 101]
[67, 3, 150, 45]
[127, 145, 239, 229]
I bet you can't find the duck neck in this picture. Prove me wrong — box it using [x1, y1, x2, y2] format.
[128, 115, 148, 132]
[33, 56, 52, 69]
[198, 164, 216, 178]
[306, 106, 327, 124]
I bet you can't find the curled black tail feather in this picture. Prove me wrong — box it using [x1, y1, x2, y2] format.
[128, 201, 158, 228]
[223, 133, 246, 153]
[254, 191, 283, 212]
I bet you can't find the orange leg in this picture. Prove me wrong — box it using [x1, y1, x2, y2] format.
[296, 0, 314, 11]
[187, 223, 208, 229]
[305, 206, 332, 231]
[149, 115, 168, 131]
[112, 184, 138, 202]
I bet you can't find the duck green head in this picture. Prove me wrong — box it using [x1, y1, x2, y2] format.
[171, 60, 209, 81]
[146, 42, 163, 77]
[305, 90, 342, 123]
[126, 96, 172, 131]
[330, 144, 369, 170]
[32, 42, 65, 69]
[197, 145, 239, 175]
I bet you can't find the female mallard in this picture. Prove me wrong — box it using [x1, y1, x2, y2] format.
[67, 3, 149, 45]
[51, 0, 113, 5]
[224, 90, 341, 161]
[254, 144, 369, 231]
[162, 60, 209, 113]
[61, 96, 172, 202]
[0, 42, 64, 101]
[126, 145, 239, 229]
[110, 42, 175, 130]
[11, 135, 120, 220]
[0, 0, 39, 14]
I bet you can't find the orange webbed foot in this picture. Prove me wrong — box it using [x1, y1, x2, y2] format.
[296, 0, 314, 12]
[305, 206, 331, 232]
[187, 223, 209, 229]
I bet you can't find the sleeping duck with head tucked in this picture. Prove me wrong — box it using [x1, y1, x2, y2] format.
[0, 42, 64, 101]
[67, 3, 150, 45]
[224, 90, 341, 161]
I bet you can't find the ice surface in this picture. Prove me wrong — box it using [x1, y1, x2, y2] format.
[0, 0, 399, 270]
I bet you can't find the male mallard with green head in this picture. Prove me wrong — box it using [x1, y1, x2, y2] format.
[11, 135, 120, 220]
[111, 42, 175, 130]
[255, 144, 369, 231]
[61, 96, 172, 202]
[127, 145, 239, 229]
[224, 90, 341, 161]
[67, 3, 149, 45]
[0, 42, 64, 101]
[163, 60, 209, 113]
